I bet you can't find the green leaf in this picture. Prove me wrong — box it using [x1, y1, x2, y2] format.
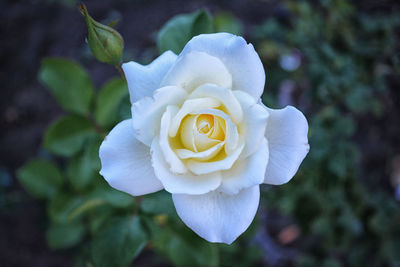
[68, 197, 107, 222]
[91, 216, 147, 267]
[67, 185, 135, 222]
[89, 206, 113, 234]
[191, 10, 214, 36]
[67, 155, 93, 190]
[100, 188, 135, 209]
[44, 114, 95, 157]
[140, 191, 176, 217]
[16, 159, 63, 199]
[94, 77, 129, 128]
[157, 10, 213, 54]
[48, 192, 101, 224]
[67, 137, 101, 190]
[118, 95, 132, 121]
[145, 218, 218, 267]
[39, 57, 94, 114]
[46, 223, 85, 250]
[91, 178, 135, 209]
[48, 193, 85, 224]
[214, 12, 244, 35]
[167, 235, 218, 267]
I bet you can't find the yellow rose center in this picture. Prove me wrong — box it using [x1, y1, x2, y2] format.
[196, 114, 225, 141]
[179, 113, 226, 153]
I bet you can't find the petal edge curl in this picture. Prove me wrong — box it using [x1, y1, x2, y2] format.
[123, 51, 177, 103]
[99, 119, 163, 196]
[151, 138, 222, 195]
[263, 105, 310, 185]
[172, 185, 260, 244]
[180, 33, 265, 100]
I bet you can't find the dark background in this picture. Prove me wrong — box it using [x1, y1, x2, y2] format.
[1, 0, 400, 266]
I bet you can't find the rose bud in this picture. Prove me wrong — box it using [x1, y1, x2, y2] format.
[78, 4, 124, 66]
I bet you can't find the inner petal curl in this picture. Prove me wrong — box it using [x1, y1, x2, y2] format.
[180, 114, 224, 152]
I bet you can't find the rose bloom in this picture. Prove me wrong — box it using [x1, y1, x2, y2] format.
[99, 33, 309, 244]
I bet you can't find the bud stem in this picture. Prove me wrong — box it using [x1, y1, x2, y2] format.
[116, 64, 126, 80]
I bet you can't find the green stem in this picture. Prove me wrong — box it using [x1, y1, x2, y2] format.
[116, 63, 126, 80]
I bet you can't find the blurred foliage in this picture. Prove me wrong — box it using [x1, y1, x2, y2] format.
[41, 0, 78, 8]
[157, 9, 243, 55]
[214, 12, 244, 36]
[253, 0, 400, 266]
[39, 58, 94, 114]
[17, 54, 254, 266]
[14, 1, 400, 266]
[157, 9, 214, 54]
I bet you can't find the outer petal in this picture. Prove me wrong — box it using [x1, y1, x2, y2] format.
[172, 185, 260, 244]
[99, 119, 163, 196]
[122, 51, 177, 103]
[151, 138, 222, 195]
[220, 138, 269, 195]
[263, 105, 310, 185]
[234, 91, 269, 157]
[132, 86, 187, 146]
[161, 51, 232, 92]
[180, 33, 265, 100]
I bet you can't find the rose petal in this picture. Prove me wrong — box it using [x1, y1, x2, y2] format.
[180, 33, 265, 100]
[191, 108, 239, 155]
[132, 86, 187, 146]
[263, 105, 310, 185]
[193, 128, 222, 152]
[175, 142, 224, 161]
[122, 51, 177, 103]
[151, 138, 222, 195]
[159, 105, 187, 174]
[186, 143, 244, 175]
[220, 138, 269, 195]
[178, 114, 198, 151]
[189, 84, 243, 124]
[161, 51, 232, 92]
[99, 119, 163, 196]
[172, 185, 260, 244]
[234, 91, 269, 158]
[169, 97, 220, 137]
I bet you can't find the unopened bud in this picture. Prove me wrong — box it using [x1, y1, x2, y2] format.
[78, 4, 124, 65]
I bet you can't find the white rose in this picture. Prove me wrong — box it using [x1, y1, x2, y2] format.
[99, 33, 309, 244]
